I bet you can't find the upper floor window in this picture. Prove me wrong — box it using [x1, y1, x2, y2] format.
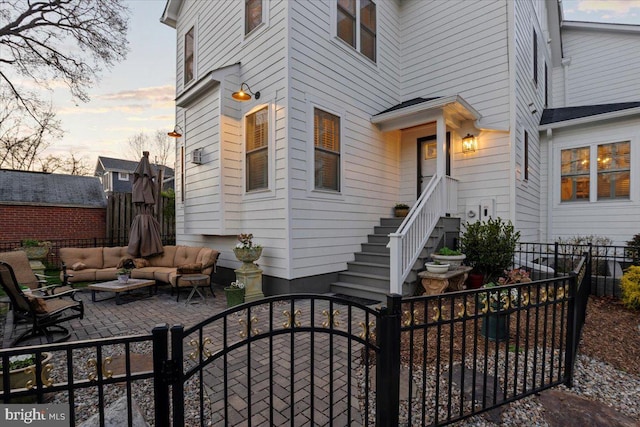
[245, 0, 263, 35]
[533, 29, 538, 86]
[246, 107, 269, 191]
[597, 141, 630, 200]
[337, 0, 376, 62]
[184, 27, 194, 85]
[314, 108, 341, 191]
[118, 172, 129, 181]
[561, 147, 589, 202]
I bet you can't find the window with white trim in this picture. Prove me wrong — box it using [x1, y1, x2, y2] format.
[337, 0, 376, 62]
[118, 172, 129, 181]
[245, 0, 263, 35]
[245, 107, 269, 191]
[597, 141, 630, 200]
[184, 27, 194, 85]
[561, 147, 590, 201]
[314, 108, 341, 191]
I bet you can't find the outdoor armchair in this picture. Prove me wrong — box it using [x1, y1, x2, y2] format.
[0, 250, 72, 295]
[0, 261, 84, 345]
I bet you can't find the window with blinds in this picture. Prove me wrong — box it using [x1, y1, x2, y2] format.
[245, 0, 262, 35]
[314, 108, 340, 191]
[560, 147, 590, 202]
[336, 0, 376, 62]
[597, 141, 630, 200]
[246, 107, 268, 191]
[184, 27, 194, 85]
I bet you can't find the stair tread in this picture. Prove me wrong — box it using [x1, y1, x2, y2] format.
[339, 271, 389, 280]
[331, 281, 389, 292]
[347, 261, 390, 267]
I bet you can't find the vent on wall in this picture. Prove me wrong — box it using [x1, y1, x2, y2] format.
[191, 148, 203, 165]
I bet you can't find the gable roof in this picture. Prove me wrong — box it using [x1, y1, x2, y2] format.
[540, 102, 640, 130]
[0, 170, 106, 208]
[95, 156, 175, 178]
[374, 97, 442, 116]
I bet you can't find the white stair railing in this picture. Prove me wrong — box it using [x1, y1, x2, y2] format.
[388, 174, 457, 294]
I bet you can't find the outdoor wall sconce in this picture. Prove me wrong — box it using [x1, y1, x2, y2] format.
[462, 134, 477, 153]
[232, 82, 260, 101]
[167, 125, 183, 138]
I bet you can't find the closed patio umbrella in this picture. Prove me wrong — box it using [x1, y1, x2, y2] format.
[127, 151, 164, 258]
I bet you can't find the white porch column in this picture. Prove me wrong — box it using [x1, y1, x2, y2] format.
[436, 115, 446, 177]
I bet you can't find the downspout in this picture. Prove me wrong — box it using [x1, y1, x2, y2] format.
[546, 128, 554, 242]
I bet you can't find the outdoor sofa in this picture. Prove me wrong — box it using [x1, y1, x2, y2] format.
[59, 245, 220, 292]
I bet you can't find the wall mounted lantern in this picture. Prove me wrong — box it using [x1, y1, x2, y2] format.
[167, 125, 183, 138]
[232, 82, 260, 101]
[462, 133, 477, 153]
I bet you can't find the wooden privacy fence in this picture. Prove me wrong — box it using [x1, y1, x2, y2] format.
[106, 192, 175, 245]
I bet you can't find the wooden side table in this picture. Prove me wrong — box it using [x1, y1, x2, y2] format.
[418, 266, 473, 295]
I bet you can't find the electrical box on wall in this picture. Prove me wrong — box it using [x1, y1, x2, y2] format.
[465, 198, 496, 223]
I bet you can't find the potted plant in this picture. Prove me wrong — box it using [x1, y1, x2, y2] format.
[224, 281, 245, 308]
[117, 268, 131, 284]
[425, 261, 450, 274]
[459, 218, 520, 286]
[430, 247, 466, 270]
[233, 233, 262, 265]
[479, 268, 531, 341]
[0, 353, 52, 401]
[393, 203, 410, 218]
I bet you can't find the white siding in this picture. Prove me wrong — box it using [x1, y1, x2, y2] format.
[562, 26, 640, 106]
[512, 0, 550, 241]
[173, 0, 289, 278]
[548, 117, 640, 245]
[287, 0, 403, 279]
[399, 0, 510, 130]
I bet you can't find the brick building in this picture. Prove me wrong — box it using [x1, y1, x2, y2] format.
[0, 169, 106, 242]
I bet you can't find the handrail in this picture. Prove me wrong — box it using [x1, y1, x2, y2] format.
[388, 174, 454, 294]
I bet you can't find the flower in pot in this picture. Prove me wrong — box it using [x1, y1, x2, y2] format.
[459, 218, 520, 285]
[19, 239, 51, 261]
[393, 203, 410, 218]
[478, 268, 531, 341]
[224, 281, 245, 308]
[117, 268, 131, 284]
[430, 247, 466, 270]
[233, 233, 263, 264]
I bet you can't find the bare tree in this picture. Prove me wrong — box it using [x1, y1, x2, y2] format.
[0, 0, 130, 120]
[39, 152, 91, 175]
[0, 92, 63, 170]
[127, 130, 174, 167]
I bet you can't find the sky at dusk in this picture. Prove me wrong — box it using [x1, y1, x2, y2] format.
[40, 0, 640, 172]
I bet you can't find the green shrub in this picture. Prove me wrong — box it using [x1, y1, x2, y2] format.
[460, 218, 520, 284]
[621, 266, 640, 310]
[626, 233, 640, 265]
[437, 247, 462, 256]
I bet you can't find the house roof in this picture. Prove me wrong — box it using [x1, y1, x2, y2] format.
[95, 156, 175, 178]
[540, 102, 640, 130]
[0, 170, 106, 208]
[374, 97, 442, 116]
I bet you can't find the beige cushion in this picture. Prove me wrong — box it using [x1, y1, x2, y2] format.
[95, 268, 118, 281]
[147, 246, 177, 267]
[174, 246, 201, 266]
[60, 247, 104, 269]
[71, 262, 87, 271]
[152, 267, 176, 284]
[64, 269, 98, 283]
[0, 251, 40, 289]
[130, 267, 156, 280]
[103, 247, 129, 268]
[134, 258, 150, 268]
[197, 248, 219, 270]
[177, 263, 202, 274]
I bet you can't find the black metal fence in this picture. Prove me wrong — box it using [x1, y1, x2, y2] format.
[514, 242, 633, 298]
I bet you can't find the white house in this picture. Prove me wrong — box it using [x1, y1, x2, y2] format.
[161, 0, 640, 300]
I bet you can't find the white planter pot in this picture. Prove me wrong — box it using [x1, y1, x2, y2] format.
[431, 254, 466, 270]
[425, 262, 450, 274]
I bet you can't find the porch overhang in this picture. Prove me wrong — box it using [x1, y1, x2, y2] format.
[371, 95, 481, 132]
[175, 63, 240, 108]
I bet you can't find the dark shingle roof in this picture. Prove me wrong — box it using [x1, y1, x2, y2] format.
[540, 102, 640, 125]
[96, 156, 175, 178]
[0, 170, 106, 207]
[375, 97, 442, 116]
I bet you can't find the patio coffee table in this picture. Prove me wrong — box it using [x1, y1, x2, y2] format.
[88, 279, 156, 305]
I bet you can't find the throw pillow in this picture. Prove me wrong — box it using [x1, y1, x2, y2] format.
[27, 296, 48, 314]
[71, 262, 87, 271]
[177, 263, 203, 274]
